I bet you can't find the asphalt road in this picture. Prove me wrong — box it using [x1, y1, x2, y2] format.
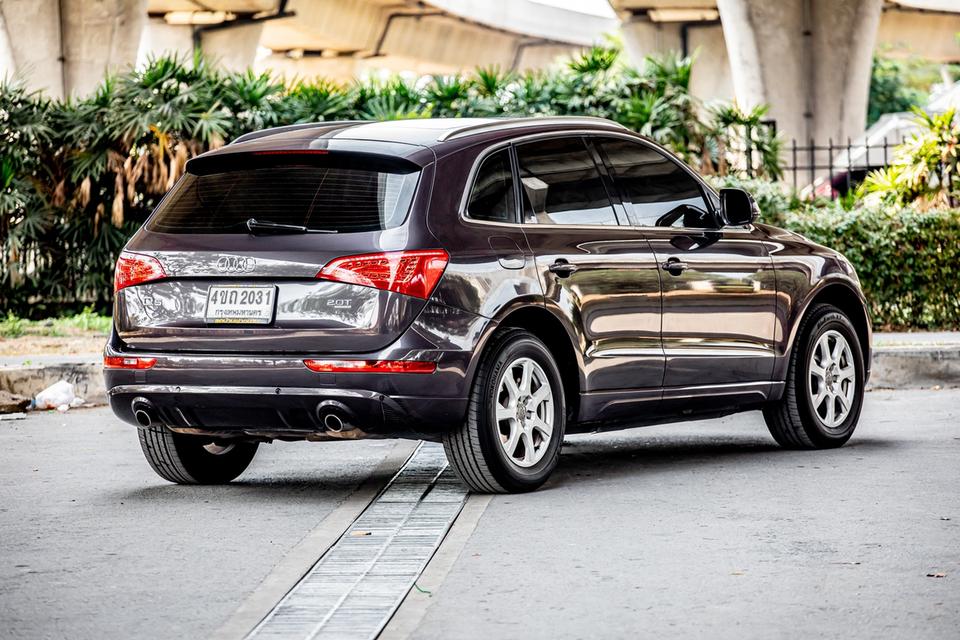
[1, 389, 957, 639]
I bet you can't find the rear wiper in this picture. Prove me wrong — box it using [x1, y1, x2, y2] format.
[246, 218, 337, 235]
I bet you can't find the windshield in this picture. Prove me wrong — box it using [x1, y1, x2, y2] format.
[146, 161, 420, 234]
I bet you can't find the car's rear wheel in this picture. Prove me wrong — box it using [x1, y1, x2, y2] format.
[443, 328, 565, 493]
[138, 426, 258, 484]
[763, 303, 865, 449]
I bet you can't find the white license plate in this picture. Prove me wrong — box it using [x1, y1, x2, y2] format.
[204, 285, 276, 325]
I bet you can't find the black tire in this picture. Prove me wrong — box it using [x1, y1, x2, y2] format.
[138, 426, 258, 484]
[763, 303, 865, 449]
[443, 328, 566, 493]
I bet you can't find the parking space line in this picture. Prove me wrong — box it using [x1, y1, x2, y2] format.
[243, 442, 468, 640]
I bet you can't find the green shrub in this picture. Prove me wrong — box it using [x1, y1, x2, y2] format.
[779, 204, 960, 330]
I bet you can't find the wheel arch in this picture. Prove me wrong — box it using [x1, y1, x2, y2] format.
[468, 303, 583, 424]
[786, 279, 872, 381]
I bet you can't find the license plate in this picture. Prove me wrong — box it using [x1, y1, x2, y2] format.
[204, 285, 276, 325]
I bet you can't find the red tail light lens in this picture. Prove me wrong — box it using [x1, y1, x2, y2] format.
[303, 359, 436, 374]
[317, 250, 448, 299]
[114, 251, 166, 292]
[104, 355, 157, 370]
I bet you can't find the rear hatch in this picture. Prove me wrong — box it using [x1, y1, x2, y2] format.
[114, 147, 442, 354]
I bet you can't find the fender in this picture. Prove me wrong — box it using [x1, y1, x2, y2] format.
[776, 274, 872, 382]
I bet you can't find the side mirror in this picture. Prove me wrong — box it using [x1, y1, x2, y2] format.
[718, 188, 760, 226]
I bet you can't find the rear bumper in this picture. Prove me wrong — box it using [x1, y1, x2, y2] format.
[103, 348, 473, 440]
[108, 384, 466, 441]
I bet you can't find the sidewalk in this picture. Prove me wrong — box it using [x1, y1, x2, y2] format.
[1, 332, 958, 408]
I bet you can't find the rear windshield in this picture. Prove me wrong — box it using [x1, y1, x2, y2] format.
[146, 159, 420, 234]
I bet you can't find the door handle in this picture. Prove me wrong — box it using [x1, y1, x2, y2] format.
[548, 260, 579, 278]
[661, 258, 689, 275]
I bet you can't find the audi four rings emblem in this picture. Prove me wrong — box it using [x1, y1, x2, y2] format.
[216, 256, 256, 273]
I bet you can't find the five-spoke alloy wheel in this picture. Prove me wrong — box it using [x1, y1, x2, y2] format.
[763, 303, 865, 449]
[443, 328, 565, 493]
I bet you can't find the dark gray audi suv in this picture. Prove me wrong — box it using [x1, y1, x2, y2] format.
[104, 117, 871, 493]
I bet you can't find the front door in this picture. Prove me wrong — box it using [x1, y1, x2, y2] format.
[593, 136, 777, 392]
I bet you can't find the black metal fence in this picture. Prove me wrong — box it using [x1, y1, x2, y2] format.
[740, 130, 907, 199]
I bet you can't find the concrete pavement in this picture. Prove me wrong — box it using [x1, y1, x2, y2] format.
[1, 390, 958, 639]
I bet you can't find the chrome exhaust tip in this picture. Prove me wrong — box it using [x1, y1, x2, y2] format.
[316, 400, 354, 433]
[323, 413, 344, 432]
[131, 398, 157, 428]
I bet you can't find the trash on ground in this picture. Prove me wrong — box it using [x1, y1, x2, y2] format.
[34, 380, 85, 411]
[0, 412, 27, 421]
[926, 572, 947, 578]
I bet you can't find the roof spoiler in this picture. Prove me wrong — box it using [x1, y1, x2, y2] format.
[229, 121, 364, 146]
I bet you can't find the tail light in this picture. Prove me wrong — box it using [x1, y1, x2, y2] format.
[303, 359, 436, 374]
[114, 251, 166, 292]
[317, 249, 448, 299]
[104, 355, 157, 370]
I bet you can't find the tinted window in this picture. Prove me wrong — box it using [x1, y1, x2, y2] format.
[467, 149, 517, 223]
[598, 138, 712, 228]
[147, 161, 419, 234]
[515, 137, 618, 226]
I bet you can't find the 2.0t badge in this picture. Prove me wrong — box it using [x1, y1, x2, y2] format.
[216, 256, 256, 273]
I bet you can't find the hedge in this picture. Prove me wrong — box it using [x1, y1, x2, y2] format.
[777, 205, 960, 330]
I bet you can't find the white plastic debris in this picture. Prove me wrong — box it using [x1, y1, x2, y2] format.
[34, 380, 78, 410]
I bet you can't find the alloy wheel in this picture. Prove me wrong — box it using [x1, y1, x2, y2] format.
[494, 357, 555, 468]
[808, 329, 857, 431]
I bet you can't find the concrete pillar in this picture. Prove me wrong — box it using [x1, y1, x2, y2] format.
[61, 0, 147, 96]
[0, 0, 65, 98]
[619, 18, 682, 63]
[0, 8, 16, 81]
[200, 22, 264, 72]
[717, 0, 882, 147]
[136, 17, 193, 67]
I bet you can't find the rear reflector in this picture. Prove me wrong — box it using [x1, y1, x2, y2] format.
[104, 356, 157, 370]
[303, 359, 436, 374]
[317, 249, 448, 299]
[114, 251, 166, 292]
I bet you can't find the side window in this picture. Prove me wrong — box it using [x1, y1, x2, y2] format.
[467, 149, 517, 223]
[597, 138, 714, 229]
[515, 137, 619, 226]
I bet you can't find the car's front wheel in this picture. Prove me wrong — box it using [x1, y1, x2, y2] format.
[443, 328, 565, 493]
[763, 303, 865, 449]
[138, 426, 258, 484]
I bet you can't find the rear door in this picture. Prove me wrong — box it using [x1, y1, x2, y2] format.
[115, 149, 437, 354]
[594, 136, 777, 389]
[514, 135, 664, 410]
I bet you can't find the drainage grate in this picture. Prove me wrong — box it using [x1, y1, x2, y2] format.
[246, 442, 467, 640]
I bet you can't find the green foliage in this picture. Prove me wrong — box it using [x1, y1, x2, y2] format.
[0, 307, 111, 338]
[1, 49, 782, 316]
[781, 204, 960, 330]
[858, 108, 960, 207]
[867, 56, 928, 126]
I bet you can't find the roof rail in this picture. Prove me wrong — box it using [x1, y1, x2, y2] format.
[230, 121, 363, 145]
[437, 116, 628, 142]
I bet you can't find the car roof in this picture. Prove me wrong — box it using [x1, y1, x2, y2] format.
[233, 117, 627, 148]
[190, 117, 633, 169]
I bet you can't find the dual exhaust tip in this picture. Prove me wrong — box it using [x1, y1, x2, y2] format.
[130, 398, 356, 433]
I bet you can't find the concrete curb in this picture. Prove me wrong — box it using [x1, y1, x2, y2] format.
[0, 346, 956, 411]
[0, 360, 105, 406]
[868, 346, 960, 390]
